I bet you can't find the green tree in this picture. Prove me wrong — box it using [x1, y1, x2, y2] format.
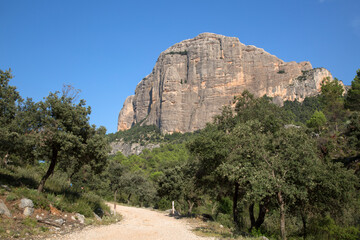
[35, 90, 110, 192]
[306, 110, 327, 132]
[345, 69, 360, 111]
[320, 77, 346, 131]
[0, 69, 23, 165]
[346, 112, 360, 153]
[283, 96, 321, 124]
[157, 162, 201, 215]
[189, 91, 294, 229]
[107, 156, 127, 212]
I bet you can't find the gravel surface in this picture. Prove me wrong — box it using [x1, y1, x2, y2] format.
[52, 203, 214, 240]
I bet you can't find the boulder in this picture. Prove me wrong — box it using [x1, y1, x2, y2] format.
[54, 218, 65, 225]
[75, 213, 85, 224]
[19, 198, 34, 209]
[23, 207, 34, 217]
[0, 200, 12, 217]
[94, 212, 102, 221]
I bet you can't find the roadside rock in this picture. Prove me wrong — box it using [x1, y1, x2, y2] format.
[19, 198, 34, 209]
[94, 212, 102, 221]
[23, 206, 34, 217]
[0, 199, 12, 217]
[54, 218, 65, 226]
[1, 184, 11, 191]
[75, 213, 85, 224]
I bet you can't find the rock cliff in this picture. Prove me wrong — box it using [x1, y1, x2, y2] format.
[118, 33, 333, 133]
[110, 141, 160, 157]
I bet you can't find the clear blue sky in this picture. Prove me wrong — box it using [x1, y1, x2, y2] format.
[1, 0, 359, 133]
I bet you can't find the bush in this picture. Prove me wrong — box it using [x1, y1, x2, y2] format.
[310, 215, 360, 240]
[22, 218, 37, 227]
[71, 199, 93, 217]
[218, 197, 232, 215]
[14, 188, 49, 209]
[6, 193, 18, 201]
[155, 198, 171, 210]
[216, 213, 234, 228]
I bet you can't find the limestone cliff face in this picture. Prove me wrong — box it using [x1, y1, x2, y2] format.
[118, 33, 333, 133]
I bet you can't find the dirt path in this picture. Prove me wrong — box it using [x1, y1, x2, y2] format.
[53, 204, 214, 240]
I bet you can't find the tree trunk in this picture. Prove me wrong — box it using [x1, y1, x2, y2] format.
[37, 148, 58, 193]
[114, 189, 118, 215]
[302, 213, 307, 240]
[233, 182, 240, 228]
[255, 203, 267, 229]
[249, 203, 256, 230]
[249, 202, 268, 231]
[277, 191, 287, 240]
[187, 200, 194, 216]
[1, 153, 8, 167]
[127, 193, 132, 204]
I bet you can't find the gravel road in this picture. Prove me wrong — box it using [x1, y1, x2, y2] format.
[53, 203, 213, 240]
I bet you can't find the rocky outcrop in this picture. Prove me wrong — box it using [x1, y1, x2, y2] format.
[110, 140, 160, 156]
[118, 33, 334, 133]
[117, 96, 135, 132]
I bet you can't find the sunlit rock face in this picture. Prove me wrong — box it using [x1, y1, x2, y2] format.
[118, 33, 333, 133]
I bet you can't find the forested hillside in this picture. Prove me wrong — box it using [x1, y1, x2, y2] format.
[1, 68, 359, 240]
[106, 71, 360, 240]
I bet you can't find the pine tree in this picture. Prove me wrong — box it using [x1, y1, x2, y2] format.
[345, 69, 360, 111]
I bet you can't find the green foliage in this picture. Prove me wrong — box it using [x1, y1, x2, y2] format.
[306, 110, 327, 132]
[155, 198, 171, 210]
[6, 193, 18, 201]
[309, 215, 360, 240]
[234, 91, 293, 133]
[320, 77, 347, 130]
[283, 96, 321, 124]
[107, 123, 195, 145]
[216, 213, 234, 228]
[22, 218, 37, 228]
[0, 154, 112, 220]
[188, 90, 358, 239]
[0, 69, 24, 166]
[167, 50, 188, 55]
[32, 88, 110, 192]
[218, 197, 232, 215]
[108, 123, 161, 143]
[346, 112, 360, 152]
[13, 187, 49, 209]
[345, 69, 360, 111]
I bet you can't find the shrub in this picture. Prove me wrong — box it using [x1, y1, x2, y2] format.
[14, 188, 49, 209]
[71, 199, 93, 217]
[218, 197, 232, 215]
[6, 193, 18, 201]
[310, 215, 360, 240]
[155, 198, 171, 210]
[22, 218, 37, 228]
[216, 213, 234, 228]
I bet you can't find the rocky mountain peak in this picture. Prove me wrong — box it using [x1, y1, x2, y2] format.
[118, 33, 333, 133]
